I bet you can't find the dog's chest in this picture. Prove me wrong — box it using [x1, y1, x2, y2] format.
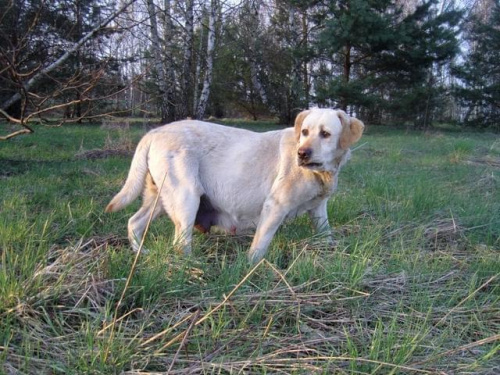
[314, 172, 337, 199]
[284, 175, 337, 220]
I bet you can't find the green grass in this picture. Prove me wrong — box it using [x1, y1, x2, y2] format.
[1, 120, 499, 374]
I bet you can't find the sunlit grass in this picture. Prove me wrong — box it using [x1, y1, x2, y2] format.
[0, 121, 499, 373]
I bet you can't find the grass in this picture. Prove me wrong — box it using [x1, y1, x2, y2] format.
[0, 120, 499, 374]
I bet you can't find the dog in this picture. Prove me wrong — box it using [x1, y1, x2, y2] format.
[106, 108, 364, 263]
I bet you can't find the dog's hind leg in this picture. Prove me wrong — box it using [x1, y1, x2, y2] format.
[166, 190, 201, 256]
[127, 173, 163, 252]
[153, 154, 203, 256]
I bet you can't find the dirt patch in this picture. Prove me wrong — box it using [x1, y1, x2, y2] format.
[467, 156, 500, 168]
[75, 148, 133, 160]
[75, 131, 136, 160]
[424, 217, 465, 251]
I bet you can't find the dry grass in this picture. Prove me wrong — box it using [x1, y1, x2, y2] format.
[2, 236, 499, 374]
[75, 127, 136, 160]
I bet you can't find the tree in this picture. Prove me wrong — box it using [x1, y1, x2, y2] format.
[316, 0, 402, 111]
[314, 0, 461, 128]
[453, 0, 500, 129]
[0, 0, 136, 140]
[146, 0, 172, 122]
[382, 0, 462, 128]
[195, 0, 219, 119]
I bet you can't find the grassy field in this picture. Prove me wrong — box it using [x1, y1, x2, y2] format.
[0, 120, 499, 374]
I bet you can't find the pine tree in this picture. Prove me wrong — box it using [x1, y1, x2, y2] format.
[382, 0, 462, 127]
[316, 0, 402, 111]
[453, 0, 500, 129]
[315, 0, 461, 127]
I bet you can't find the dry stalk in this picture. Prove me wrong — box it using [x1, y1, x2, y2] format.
[166, 309, 200, 373]
[103, 170, 169, 362]
[413, 333, 500, 366]
[194, 258, 266, 326]
[435, 274, 498, 326]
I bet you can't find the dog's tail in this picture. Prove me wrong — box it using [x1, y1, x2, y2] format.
[105, 135, 152, 213]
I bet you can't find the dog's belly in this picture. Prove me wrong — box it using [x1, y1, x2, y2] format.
[194, 194, 262, 234]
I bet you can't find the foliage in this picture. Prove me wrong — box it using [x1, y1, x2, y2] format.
[1, 0, 498, 132]
[315, 0, 462, 127]
[452, 0, 500, 130]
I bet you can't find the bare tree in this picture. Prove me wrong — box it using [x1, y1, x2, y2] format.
[163, 0, 176, 121]
[0, 0, 137, 140]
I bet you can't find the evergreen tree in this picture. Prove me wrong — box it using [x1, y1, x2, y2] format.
[316, 0, 402, 111]
[453, 0, 500, 129]
[315, 0, 461, 127]
[381, 1, 462, 127]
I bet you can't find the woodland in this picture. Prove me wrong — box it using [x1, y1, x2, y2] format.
[1, 0, 499, 139]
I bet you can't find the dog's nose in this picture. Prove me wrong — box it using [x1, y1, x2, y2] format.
[298, 147, 312, 160]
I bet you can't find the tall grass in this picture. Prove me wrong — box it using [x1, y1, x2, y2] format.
[0, 121, 499, 373]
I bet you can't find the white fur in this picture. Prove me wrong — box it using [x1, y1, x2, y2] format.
[106, 108, 364, 263]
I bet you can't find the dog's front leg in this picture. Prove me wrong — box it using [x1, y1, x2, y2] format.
[247, 199, 288, 264]
[308, 199, 334, 246]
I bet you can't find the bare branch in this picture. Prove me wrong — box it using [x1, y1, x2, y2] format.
[0, 0, 137, 112]
[0, 108, 22, 124]
[0, 127, 33, 141]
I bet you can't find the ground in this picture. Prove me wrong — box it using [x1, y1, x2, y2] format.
[0, 120, 499, 374]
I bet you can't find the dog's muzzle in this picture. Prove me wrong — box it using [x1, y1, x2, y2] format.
[297, 147, 322, 169]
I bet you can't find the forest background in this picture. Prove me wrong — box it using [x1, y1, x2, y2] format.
[1, 0, 499, 139]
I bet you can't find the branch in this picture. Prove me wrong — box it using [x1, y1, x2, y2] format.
[0, 108, 34, 140]
[0, 108, 22, 124]
[0, 0, 137, 111]
[0, 127, 33, 140]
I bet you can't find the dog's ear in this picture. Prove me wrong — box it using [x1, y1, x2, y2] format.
[339, 111, 365, 149]
[294, 110, 311, 141]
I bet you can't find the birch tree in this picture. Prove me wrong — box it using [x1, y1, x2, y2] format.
[146, 0, 171, 122]
[195, 0, 219, 119]
[182, 0, 195, 117]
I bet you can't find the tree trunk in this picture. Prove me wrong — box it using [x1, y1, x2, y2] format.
[146, 0, 169, 123]
[182, 0, 194, 118]
[340, 44, 351, 111]
[302, 10, 310, 105]
[247, 2, 267, 107]
[193, 22, 205, 115]
[163, 0, 175, 122]
[195, 0, 218, 120]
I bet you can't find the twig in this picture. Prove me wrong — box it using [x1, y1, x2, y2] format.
[351, 141, 368, 152]
[194, 258, 266, 326]
[0, 127, 33, 140]
[103, 170, 168, 361]
[97, 308, 143, 336]
[413, 333, 500, 366]
[166, 309, 200, 374]
[0, 108, 22, 123]
[435, 274, 498, 326]
[264, 259, 296, 298]
[140, 312, 195, 348]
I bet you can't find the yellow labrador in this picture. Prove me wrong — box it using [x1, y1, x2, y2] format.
[106, 108, 364, 263]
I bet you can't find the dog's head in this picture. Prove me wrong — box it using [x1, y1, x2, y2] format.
[294, 108, 364, 172]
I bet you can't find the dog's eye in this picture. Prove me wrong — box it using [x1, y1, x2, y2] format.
[301, 129, 309, 137]
[320, 130, 331, 138]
